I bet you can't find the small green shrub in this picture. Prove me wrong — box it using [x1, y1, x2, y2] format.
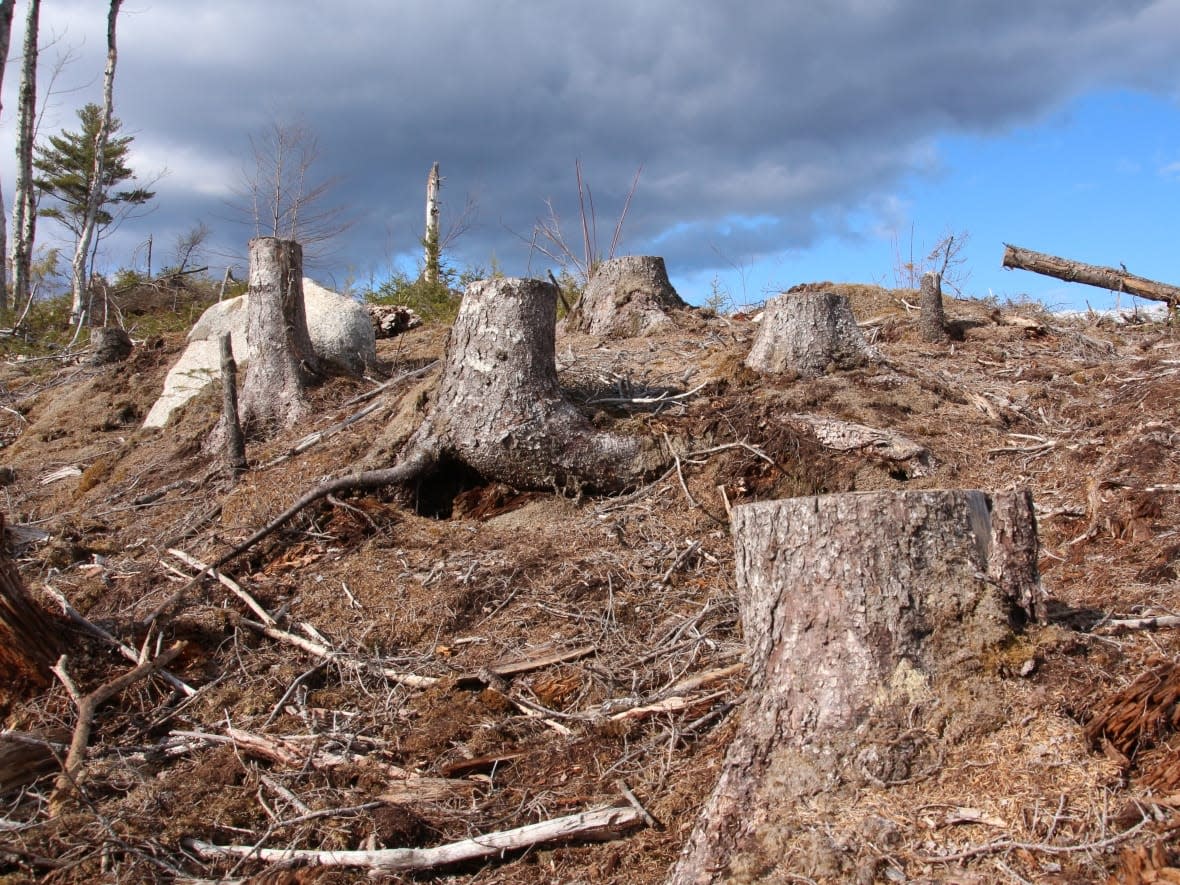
[366, 271, 461, 325]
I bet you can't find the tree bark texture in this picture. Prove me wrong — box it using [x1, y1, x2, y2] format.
[70, 0, 122, 325]
[0, 515, 63, 713]
[745, 290, 875, 378]
[0, 1, 16, 311]
[668, 490, 1041, 885]
[9, 0, 39, 316]
[1002, 244, 1180, 305]
[219, 333, 247, 472]
[565, 255, 687, 337]
[410, 277, 666, 493]
[89, 327, 132, 365]
[424, 161, 441, 284]
[238, 237, 319, 432]
[919, 270, 948, 342]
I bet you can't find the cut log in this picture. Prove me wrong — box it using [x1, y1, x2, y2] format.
[745, 290, 876, 378]
[919, 270, 948, 343]
[1002, 244, 1180, 305]
[668, 490, 1041, 885]
[237, 237, 320, 432]
[565, 255, 687, 337]
[0, 514, 63, 713]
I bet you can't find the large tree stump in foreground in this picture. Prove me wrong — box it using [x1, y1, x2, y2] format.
[668, 490, 1041, 885]
[745, 290, 875, 378]
[238, 238, 320, 432]
[0, 515, 63, 713]
[565, 256, 687, 337]
[411, 277, 665, 491]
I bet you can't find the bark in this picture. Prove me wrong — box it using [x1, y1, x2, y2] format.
[0, 514, 63, 713]
[0, 1, 16, 311]
[565, 255, 687, 337]
[10, 0, 39, 316]
[668, 490, 1041, 885]
[919, 270, 948, 342]
[1002, 244, 1180, 305]
[69, 0, 122, 325]
[412, 276, 666, 493]
[219, 332, 247, 472]
[423, 161, 440, 284]
[238, 237, 319, 432]
[88, 327, 132, 365]
[745, 290, 875, 378]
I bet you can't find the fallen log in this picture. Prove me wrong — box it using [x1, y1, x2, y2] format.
[1002, 244, 1180, 305]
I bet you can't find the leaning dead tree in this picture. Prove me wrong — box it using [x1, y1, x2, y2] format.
[564, 255, 687, 337]
[669, 490, 1042, 884]
[1003, 244, 1180, 305]
[201, 277, 667, 571]
[745, 289, 876, 377]
[0, 515, 63, 713]
[237, 237, 320, 432]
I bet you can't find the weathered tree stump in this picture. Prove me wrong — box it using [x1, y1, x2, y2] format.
[745, 290, 875, 378]
[0, 515, 63, 713]
[238, 238, 319, 432]
[412, 276, 665, 491]
[219, 333, 247, 473]
[668, 490, 1042, 884]
[209, 277, 669, 571]
[89, 327, 133, 365]
[565, 256, 687, 337]
[919, 270, 948, 343]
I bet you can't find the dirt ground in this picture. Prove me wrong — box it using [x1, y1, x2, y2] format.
[0, 285, 1177, 884]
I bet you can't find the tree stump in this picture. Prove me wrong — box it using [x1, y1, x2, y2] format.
[219, 333, 247, 473]
[668, 490, 1042, 885]
[412, 276, 665, 492]
[745, 290, 875, 378]
[0, 515, 63, 714]
[237, 238, 320, 432]
[89, 327, 132, 365]
[565, 256, 686, 337]
[919, 270, 948, 343]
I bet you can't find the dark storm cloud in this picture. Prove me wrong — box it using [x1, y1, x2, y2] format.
[9, 0, 1180, 288]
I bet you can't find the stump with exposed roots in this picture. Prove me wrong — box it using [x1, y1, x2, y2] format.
[410, 276, 666, 492]
[237, 238, 320, 432]
[668, 489, 1042, 884]
[0, 516, 63, 713]
[745, 290, 875, 378]
[564, 256, 687, 337]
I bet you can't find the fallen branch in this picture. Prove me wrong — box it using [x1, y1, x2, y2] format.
[1003, 244, 1180, 305]
[50, 644, 183, 813]
[1094, 614, 1180, 635]
[186, 804, 645, 872]
[918, 817, 1151, 864]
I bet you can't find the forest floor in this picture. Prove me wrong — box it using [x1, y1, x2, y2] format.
[0, 284, 1177, 884]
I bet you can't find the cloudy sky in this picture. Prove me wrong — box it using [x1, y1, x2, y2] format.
[3, 0, 1180, 310]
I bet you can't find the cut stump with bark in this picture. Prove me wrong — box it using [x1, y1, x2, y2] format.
[0, 514, 63, 713]
[237, 237, 319, 433]
[919, 270, 948, 343]
[411, 276, 666, 492]
[745, 290, 875, 378]
[565, 256, 687, 337]
[668, 489, 1042, 885]
[89, 327, 132, 365]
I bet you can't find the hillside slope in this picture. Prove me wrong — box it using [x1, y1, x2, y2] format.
[0, 286, 1177, 883]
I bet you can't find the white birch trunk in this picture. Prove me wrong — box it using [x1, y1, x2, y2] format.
[69, 0, 122, 325]
[9, 0, 38, 316]
[0, 2, 16, 311]
[423, 161, 440, 283]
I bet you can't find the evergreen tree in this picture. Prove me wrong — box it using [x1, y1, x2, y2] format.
[33, 103, 153, 246]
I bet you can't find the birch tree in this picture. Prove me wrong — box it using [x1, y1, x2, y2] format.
[68, 0, 122, 326]
[0, 1, 17, 312]
[10, 0, 39, 317]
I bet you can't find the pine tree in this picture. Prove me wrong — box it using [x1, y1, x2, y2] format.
[33, 103, 153, 250]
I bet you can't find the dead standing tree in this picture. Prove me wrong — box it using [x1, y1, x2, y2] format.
[237, 237, 320, 432]
[668, 490, 1042, 884]
[196, 276, 668, 574]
